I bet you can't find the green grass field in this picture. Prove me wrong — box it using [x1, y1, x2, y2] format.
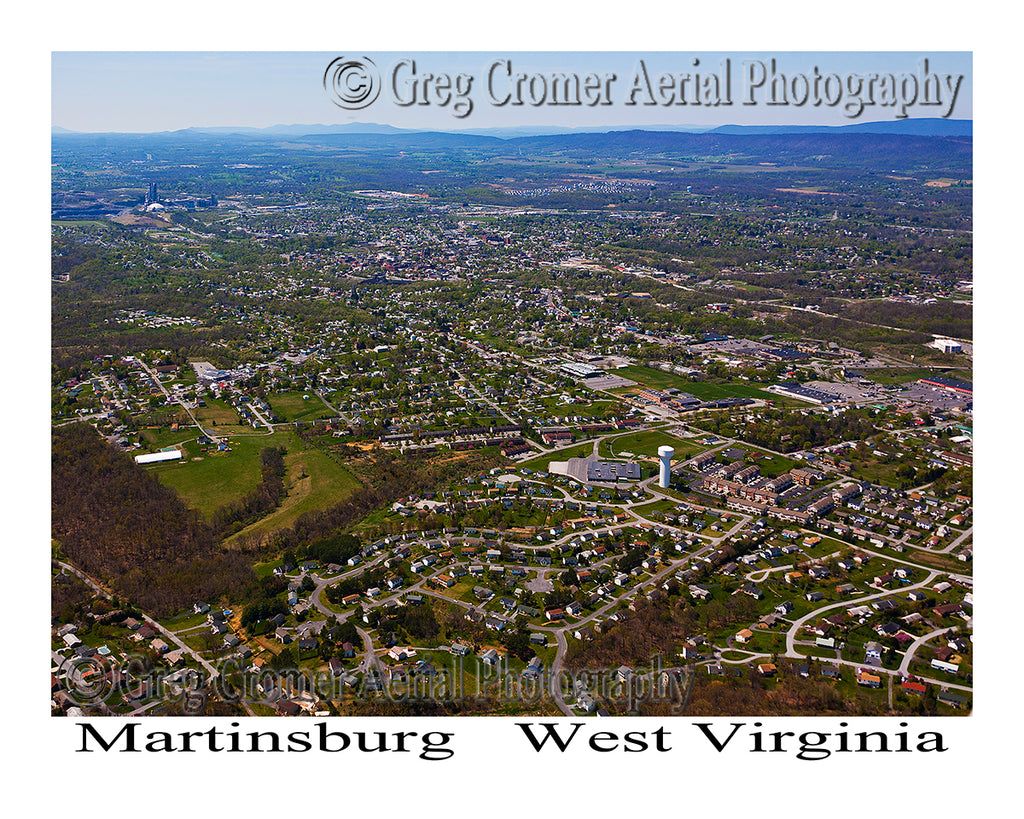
[194, 397, 241, 429]
[148, 432, 280, 518]
[519, 442, 596, 468]
[630, 499, 684, 517]
[148, 430, 361, 531]
[267, 391, 336, 423]
[612, 366, 774, 401]
[601, 429, 707, 461]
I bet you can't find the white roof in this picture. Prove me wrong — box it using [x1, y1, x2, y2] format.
[135, 450, 183, 465]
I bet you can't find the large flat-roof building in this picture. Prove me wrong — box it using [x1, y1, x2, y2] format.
[918, 375, 972, 395]
[560, 361, 603, 380]
[586, 461, 642, 482]
[770, 382, 837, 405]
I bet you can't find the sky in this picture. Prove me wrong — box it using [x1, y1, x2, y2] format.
[52, 51, 972, 133]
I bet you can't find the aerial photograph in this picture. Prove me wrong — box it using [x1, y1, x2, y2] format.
[50, 51, 974, 720]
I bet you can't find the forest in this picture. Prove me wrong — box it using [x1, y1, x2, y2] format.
[51, 423, 254, 615]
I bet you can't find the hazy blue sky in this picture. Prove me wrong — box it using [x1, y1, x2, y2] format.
[52, 51, 972, 132]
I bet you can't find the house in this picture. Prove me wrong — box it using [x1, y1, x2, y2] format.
[275, 700, 302, 716]
[689, 584, 712, 601]
[901, 678, 927, 695]
[389, 646, 416, 662]
[734, 628, 754, 644]
[740, 582, 763, 600]
[757, 663, 777, 677]
[479, 648, 500, 666]
[931, 658, 960, 675]
[936, 690, 969, 709]
[485, 616, 508, 632]
[856, 669, 882, 688]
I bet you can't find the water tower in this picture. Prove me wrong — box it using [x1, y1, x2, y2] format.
[658, 446, 674, 489]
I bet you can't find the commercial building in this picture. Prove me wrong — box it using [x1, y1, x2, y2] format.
[586, 461, 642, 482]
[917, 375, 972, 395]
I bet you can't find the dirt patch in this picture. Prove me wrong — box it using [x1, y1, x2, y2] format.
[111, 212, 171, 227]
[775, 188, 844, 196]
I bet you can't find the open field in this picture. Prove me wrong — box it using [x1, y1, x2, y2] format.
[147, 434, 276, 518]
[612, 366, 775, 400]
[267, 391, 336, 423]
[601, 429, 707, 461]
[148, 430, 361, 527]
[194, 397, 241, 428]
[224, 435, 362, 544]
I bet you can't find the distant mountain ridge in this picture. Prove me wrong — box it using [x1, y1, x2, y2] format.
[52, 118, 971, 139]
[51, 122, 972, 174]
[709, 118, 971, 137]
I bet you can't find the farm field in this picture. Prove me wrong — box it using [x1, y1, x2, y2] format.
[147, 430, 360, 527]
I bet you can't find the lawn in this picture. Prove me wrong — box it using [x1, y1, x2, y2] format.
[139, 426, 199, 451]
[267, 391, 336, 423]
[613, 366, 775, 401]
[194, 397, 241, 428]
[148, 433, 279, 518]
[519, 442, 596, 468]
[601, 429, 707, 461]
[630, 499, 685, 518]
[224, 435, 363, 545]
[149, 430, 361, 531]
